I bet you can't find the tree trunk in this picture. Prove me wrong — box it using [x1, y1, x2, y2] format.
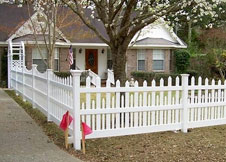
[111, 45, 128, 85]
[48, 48, 55, 69]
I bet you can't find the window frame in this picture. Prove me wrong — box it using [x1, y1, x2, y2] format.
[137, 49, 146, 71]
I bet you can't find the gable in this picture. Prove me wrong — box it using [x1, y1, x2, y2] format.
[135, 24, 176, 43]
[131, 20, 187, 48]
[7, 12, 70, 43]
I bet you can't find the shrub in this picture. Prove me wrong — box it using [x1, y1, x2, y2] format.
[175, 50, 190, 73]
[54, 71, 89, 85]
[54, 72, 71, 78]
[186, 70, 199, 78]
[131, 71, 180, 86]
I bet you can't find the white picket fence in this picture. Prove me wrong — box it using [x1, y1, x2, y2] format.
[10, 65, 226, 150]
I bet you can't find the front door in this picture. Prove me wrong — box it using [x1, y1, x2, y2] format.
[85, 49, 98, 74]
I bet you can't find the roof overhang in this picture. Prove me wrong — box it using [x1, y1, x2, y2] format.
[57, 42, 108, 47]
[130, 44, 187, 49]
[0, 41, 8, 47]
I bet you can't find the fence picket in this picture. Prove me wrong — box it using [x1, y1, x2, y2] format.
[143, 81, 147, 127]
[96, 77, 101, 130]
[197, 77, 202, 121]
[111, 96, 115, 129]
[134, 81, 139, 127]
[147, 94, 151, 126]
[116, 80, 120, 129]
[221, 91, 224, 118]
[121, 95, 125, 128]
[175, 77, 180, 123]
[139, 94, 142, 126]
[151, 80, 156, 125]
[210, 79, 215, 120]
[92, 100, 95, 130]
[102, 98, 106, 129]
[156, 94, 159, 125]
[204, 78, 208, 120]
[125, 81, 130, 128]
[217, 80, 221, 119]
[86, 77, 91, 127]
[167, 77, 172, 124]
[106, 80, 111, 129]
[164, 96, 167, 124]
[160, 79, 164, 125]
[130, 94, 134, 127]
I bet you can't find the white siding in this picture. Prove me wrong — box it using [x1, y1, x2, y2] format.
[75, 47, 85, 70]
[98, 47, 107, 79]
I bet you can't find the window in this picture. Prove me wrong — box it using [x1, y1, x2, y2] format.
[32, 48, 59, 72]
[153, 49, 164, 71]
[137, 49, 146, 71]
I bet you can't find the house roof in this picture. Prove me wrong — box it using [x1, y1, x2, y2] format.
[0, 4, 186, 49]
[0, 4, 107, 44]
[0, 4, 32, 42]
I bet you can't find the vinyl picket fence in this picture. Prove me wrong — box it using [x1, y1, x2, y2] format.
[10, 65, 226, 150]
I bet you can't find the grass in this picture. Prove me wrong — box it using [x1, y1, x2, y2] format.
[6, 90, 226, 162]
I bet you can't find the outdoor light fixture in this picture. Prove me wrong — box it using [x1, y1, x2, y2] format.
[101, 49, 105, 54]
[79, 48, 82, 54]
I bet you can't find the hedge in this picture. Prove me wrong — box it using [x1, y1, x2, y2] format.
[131, 71, 199, 86]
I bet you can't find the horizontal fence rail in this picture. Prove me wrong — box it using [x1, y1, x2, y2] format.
[10, 65, 226, 150]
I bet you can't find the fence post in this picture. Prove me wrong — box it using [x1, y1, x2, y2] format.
[22, 65, 25, 101]
[32, 64, 37, 108]
[47, 69, 52, 121]
[7, 41, 12, 89]
[71, 70, 82, 150]
[15, 66, 18, 96]
[181, 74, 189, 133]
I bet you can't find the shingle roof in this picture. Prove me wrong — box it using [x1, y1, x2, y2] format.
[0, 4, 185, 48]
[0, 4, 108, 43]
[0, 4, 32, 42]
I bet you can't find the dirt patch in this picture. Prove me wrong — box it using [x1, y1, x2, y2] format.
[6, 90, 226, 162]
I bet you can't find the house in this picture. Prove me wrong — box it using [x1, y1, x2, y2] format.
[0, 4, 187, 81]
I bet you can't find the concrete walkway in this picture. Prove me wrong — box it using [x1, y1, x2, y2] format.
[0, 90, 82, 162]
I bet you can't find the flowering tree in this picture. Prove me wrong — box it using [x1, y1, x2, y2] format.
[167, 1, 226, 46]
[60, 0, 221, 83]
